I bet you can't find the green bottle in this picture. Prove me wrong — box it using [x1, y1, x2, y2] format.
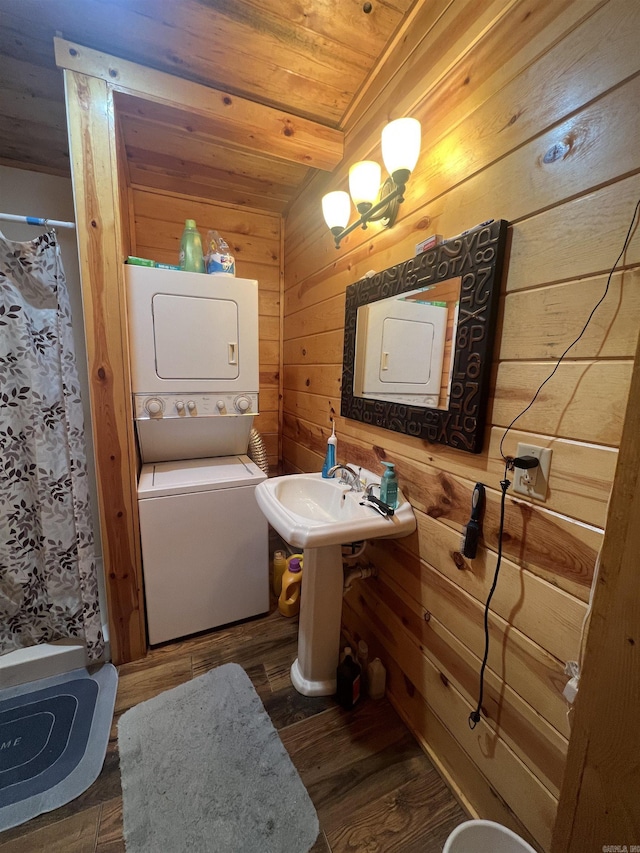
[380, 461, 398, 509]
[179, 219, 205, 273]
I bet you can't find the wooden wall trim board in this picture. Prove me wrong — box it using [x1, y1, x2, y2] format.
[499, 269, 640, 361]
[120, 116, 309, 190]
[53, 38, 344, 173]
[62, 70, 145, 664]
[492, 360, 633, 448]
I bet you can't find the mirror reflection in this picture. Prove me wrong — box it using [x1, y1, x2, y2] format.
[353, 277, 461, 410]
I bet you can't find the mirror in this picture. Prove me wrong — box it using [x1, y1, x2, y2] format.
[353, 276, 461, 411]
[341, 219, 508, 453]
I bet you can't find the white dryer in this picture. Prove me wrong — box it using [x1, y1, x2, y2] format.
[125, 265, 260, 463]
[124, 265, 269, 644]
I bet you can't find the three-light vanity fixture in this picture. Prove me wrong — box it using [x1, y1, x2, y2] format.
[321, 117, 421, 249]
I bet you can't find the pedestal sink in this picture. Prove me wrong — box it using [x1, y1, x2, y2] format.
[254, 468, 416, 696]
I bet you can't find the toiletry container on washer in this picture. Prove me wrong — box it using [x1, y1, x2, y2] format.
[137, 455, 269, 645]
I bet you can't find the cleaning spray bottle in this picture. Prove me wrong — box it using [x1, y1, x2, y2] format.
[272, 549, 288, 597]
[379, 461, 398, 509]
[321, 421, 337, 478]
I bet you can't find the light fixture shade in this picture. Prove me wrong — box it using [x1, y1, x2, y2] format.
[381, 118, 421, 178]
[348, 160, 382, 212]
[321, 191, 351, 230]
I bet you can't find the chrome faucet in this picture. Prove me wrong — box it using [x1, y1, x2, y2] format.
[327, 463, 363, 492]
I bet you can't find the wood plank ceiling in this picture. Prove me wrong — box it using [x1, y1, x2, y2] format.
[0, 0, 416, 212]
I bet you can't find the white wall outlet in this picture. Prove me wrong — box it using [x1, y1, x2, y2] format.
[512, 442, 552, 501]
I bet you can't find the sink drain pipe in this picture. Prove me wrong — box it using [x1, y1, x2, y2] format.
[343, 562, 377, 595]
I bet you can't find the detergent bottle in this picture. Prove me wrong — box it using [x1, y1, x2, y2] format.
[178, 219, 205, 272]
[278, 555, 303, 617]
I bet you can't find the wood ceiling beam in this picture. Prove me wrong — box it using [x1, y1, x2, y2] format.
[54, 37, 344, 172]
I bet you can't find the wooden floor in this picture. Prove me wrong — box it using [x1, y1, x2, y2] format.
[0, 607, 467, 852]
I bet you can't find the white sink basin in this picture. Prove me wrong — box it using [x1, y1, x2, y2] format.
[255, 467, 416, 697]
[255, 470, 416, 549]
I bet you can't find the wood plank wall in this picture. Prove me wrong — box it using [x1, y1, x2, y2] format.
[129, 188, 283, 471]
[282, 0, 640, 848]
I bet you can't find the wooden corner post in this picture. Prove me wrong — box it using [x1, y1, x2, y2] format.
[63, 69, 146, 664]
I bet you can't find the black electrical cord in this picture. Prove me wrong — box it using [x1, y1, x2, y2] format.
[469, 461, 510, 729]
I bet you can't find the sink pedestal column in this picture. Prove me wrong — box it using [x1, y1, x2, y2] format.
[290, 544, 343, 696]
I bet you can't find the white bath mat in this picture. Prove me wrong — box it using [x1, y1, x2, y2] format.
[118, 662, 319, 852]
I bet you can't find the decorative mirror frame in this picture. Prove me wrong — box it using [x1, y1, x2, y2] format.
[341, 219, 509, 454]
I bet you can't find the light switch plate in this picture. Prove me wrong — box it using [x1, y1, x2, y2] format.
[512, 443, 552, 501]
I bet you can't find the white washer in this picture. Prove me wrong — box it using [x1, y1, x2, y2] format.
[137, 456, 269, 645]
[124, 265, 269, 645]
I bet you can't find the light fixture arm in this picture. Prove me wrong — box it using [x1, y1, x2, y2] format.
[330, 176, 405, 249]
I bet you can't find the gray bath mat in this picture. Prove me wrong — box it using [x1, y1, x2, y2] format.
[118, 663, 319, 853]
[0, 664, 118, 831]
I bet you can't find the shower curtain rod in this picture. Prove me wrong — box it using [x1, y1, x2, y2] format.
[0, 212, 76, 230]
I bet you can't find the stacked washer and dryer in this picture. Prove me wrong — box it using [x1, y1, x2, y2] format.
[124, 265, 269, 645]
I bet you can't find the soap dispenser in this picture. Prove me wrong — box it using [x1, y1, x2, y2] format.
[321, 421, 337, 478]
[379, 462, 398, 509]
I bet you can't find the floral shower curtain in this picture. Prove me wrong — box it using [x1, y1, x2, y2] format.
[0, 229, 104, 661]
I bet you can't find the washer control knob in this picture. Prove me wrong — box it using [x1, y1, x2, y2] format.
[145, 397, 164, 416]
[176, 401, 185, 412]
[235, 395, 251, 413]
[187, 400, 196, 412]
[216, 400, 226, 411]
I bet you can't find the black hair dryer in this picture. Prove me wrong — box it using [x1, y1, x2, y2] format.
[461, 483, 485, 559]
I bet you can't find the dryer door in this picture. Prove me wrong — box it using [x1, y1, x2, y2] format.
[153, 294, 239, 380]
[125, 266, 259, 395]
